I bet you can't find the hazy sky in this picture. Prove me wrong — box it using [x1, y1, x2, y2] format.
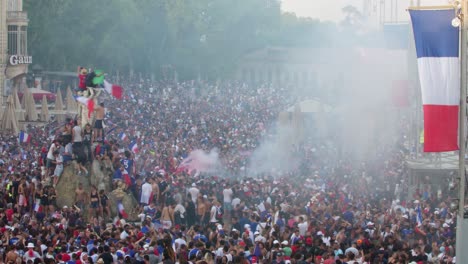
[281, 0, 450, 23]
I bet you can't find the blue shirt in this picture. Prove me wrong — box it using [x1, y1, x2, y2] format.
[121, 159, 134, 176]
[113, 169, 122, 180]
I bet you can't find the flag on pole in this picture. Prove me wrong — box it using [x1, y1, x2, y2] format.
[122, 169, 132, 188]
[104, 80, 123, 99]
[18, 131, 31, 143]
[416, 204, 423, 227]
[119, 132, 128, 141]
[34, 199, 42, 213]
[117, 201, 128, 219]
[409, 8, 460, 152]
[105, 125, 118, 136]
[75, 96, 95, 118]
[129, 141, 139, 153]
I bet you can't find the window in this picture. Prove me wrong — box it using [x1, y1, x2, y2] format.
[7, 25, 18, 55]
[7, 25, 27, 56]
[7, 0, 19, 11]
[19, 26, 27, 55]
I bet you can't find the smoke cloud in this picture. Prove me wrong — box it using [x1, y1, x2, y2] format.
[246, 33, 409, 177]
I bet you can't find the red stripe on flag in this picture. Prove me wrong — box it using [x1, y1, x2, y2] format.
[87, 99, 95, 118]
[423, 105, 458, 152]
[112, 84, 123, 99]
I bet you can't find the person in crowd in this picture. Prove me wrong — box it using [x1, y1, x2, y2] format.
[93, 103, 105, 142]
[99, 189, 111, 221]
[52, 150, 64, 187]
[88, 185, 100, 221]
[82, 123, 93, 163]
[46, 140, 61, 177]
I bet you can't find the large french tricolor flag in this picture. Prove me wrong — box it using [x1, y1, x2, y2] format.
[104, 80, 123, 100]
[75, 96, 95, 118]
[410, 8, 460, 152]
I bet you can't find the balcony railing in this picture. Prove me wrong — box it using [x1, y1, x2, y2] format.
[7, 11, 28, 21]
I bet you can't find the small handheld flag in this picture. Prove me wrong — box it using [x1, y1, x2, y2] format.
[119, 132, 128, 141]
[19, 131, 31, 143]
[416, 204, 423, 227]
[129, 141, 139, 153]
[117, 202, 128, 219]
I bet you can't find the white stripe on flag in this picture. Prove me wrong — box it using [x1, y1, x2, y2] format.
[417, 57, 459, 105]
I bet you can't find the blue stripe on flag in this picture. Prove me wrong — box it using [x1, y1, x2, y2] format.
[410, 9, 459, 58]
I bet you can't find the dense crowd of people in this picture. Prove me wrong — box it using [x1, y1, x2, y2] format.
[0, 76, 459, 264]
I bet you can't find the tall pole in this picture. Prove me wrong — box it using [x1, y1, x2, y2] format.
[457, 0, 468, 261]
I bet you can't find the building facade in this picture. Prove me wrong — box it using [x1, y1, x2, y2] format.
[0, 0, 30, 106]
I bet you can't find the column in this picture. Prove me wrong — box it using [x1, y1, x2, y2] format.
[0, 0, 7, 106]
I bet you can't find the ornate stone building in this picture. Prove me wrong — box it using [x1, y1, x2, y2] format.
[235, 46, 408, 103]
[0, 0, 30, 106]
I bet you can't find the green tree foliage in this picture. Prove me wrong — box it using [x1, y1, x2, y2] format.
[24, 0, 344, 79]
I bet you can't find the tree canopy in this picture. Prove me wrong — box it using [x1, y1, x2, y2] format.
[24, 0, 368, 80]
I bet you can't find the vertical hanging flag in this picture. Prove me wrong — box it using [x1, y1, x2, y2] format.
[410, 8, 460, 152]
[18, 131, 31, 143]
[129, 141, 139, 153]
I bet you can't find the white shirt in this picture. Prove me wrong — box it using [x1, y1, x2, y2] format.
[215, 247, 224, 258]
[120, 230, 129, 240]
[210, 205, 218, 223]
[72, 125, 83, 142]
[223, 188, 233, 203]
[174, 204, 186, 218]
[256, 222, 267, 233]
[23, 250, 41, 262]
[47, 143, 58, 160]
[321, 236, 331, 247]
[254, 235, 266, 243]
[298, 221, 308, 236]
[188, 187, 199, 203]
[174, 238, 187, 251]
[232, 197, 241, 208]
[55, 154, 64, 169]
[140, 182, 153, 203]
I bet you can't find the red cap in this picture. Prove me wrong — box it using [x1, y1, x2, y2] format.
[61, 254, 71, 262]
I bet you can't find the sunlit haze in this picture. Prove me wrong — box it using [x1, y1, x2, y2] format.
[281, 0, 452, 22]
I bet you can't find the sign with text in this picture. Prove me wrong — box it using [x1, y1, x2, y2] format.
[9, 55, 32, 66]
